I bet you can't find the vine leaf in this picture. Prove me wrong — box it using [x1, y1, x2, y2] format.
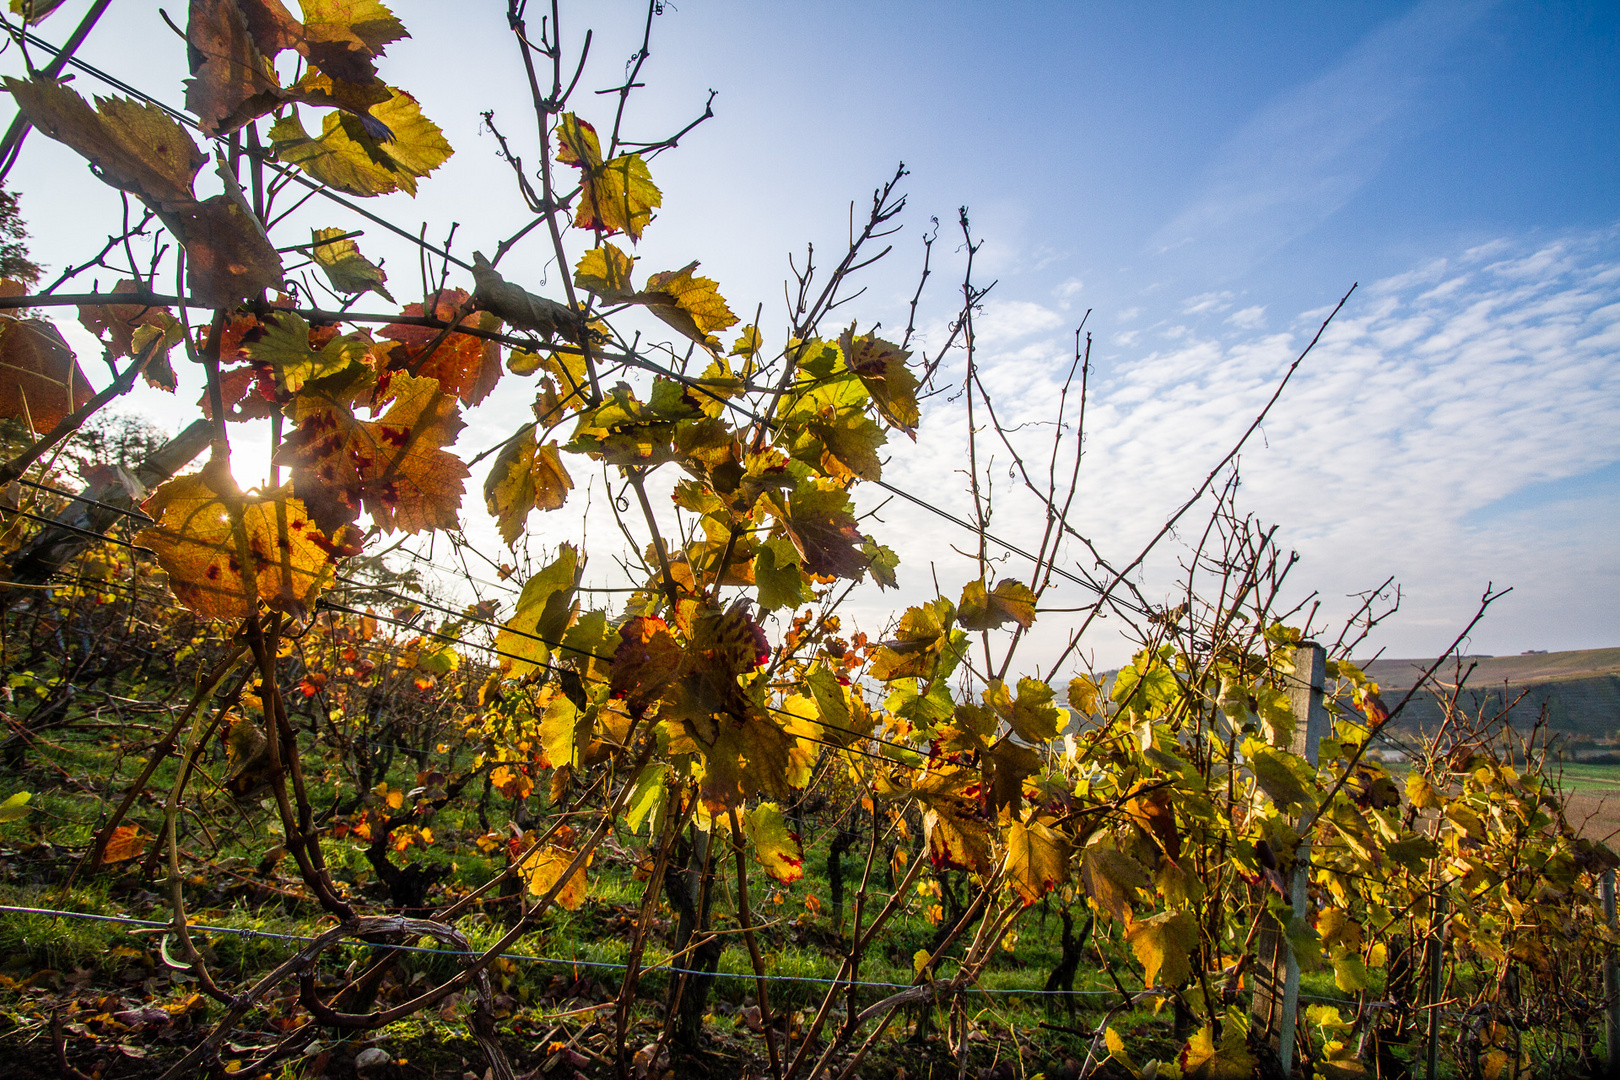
[806, 410, 885, 483]
[1004, 817, 1068, 905]
[869, 598, 954, 682]
[958, 578, 1037, 631]
[185, 0, 284, 135]
[242, 311, 368, 393]
[519, 841, 589, 910]
[840, 326, 919, 438]
[137, 465, 357, 620]
[235, 0, 303, 56]
[1179, 1022, 1258, 1080]
[162, 182, 285, 307]
[608, 614, 684, 711]
[752, 536, 809, 613]
[5, 78, 283, 305]
[984, 676, 1066, 745]
[269, 87, 451, 197]
[539, 695, 586, 771]
[101, 823, 148, 864]
[1125, 908, 1195, 988]
[296, 0, 407, 85]
[275, 370, 469, 536]
[778, 482, 869, 580]
[8, 0, 70, 24]
[923, 803, 994, 875]
[555, 113, 660, 241]
[743, 802, 804, 884]
[1068, 675, 1103, 715]
[1081, 843, 1150, 922]
[676, 708, 796, 812]
[1247, 744, 1314, 812]
[573, 242, 635, 301]
[495, 544, 580, 678]
[483, 422, 574, 546]
[635, 263, 738, 351]
[4, 78, 203, 205]
[380, 287, 502, 406]
[310, 227, 394, 301]
[0, 317, 93, 429]
[76, 281, 184, 391]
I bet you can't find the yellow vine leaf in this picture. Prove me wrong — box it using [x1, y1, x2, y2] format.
[1125, 908, 1196, 988]
[1080, 842, 1151, 923]
[539, 694, 587, 770]
[984, 676, 1067, 745]
[922, 804, 993, 876]
[743, 802, 804, 884]
[1068, 674, 1103, 716]
[555, 113, 660, 241]
[137, 466, 357, 621]
[296, 0, 408, 85]
[635, 262, 737, 352]
[869, 598, 954, 681]
[1179, 1021, 1258, 1080]
[0, 791, 32, 822]
[269, 87, 451, 197]
[8, 0, 69, 25]
[483, 424, 574, 546]
[839, 326, 919, 438]
[958, 578, 1037, 631]
[520, 843, 589, 910]
[573, 242, 636, 301]
[243, 311, 369, 394]
[1004, 817, 1068, 906]
[310, 227, 394, 302]
[495, 544, 580, 678]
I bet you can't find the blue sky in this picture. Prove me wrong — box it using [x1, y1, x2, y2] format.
[3, 1, 1616, 668]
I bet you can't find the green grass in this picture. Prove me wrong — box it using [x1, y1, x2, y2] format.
[1554, 762, 1620, 794]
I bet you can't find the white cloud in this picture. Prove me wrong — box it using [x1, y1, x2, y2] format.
[872, 226, 1620, 670]
[972, 299, 1067, 341]
[1228, 305, 1267, 329]
[1183, 291, 1235, 315]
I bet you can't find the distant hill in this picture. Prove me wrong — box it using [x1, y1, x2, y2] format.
[1358, 647, 1620, 744]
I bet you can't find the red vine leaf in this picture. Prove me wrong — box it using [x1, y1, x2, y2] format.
[381, 289, 502, 406]
[275, 371, 469, 537]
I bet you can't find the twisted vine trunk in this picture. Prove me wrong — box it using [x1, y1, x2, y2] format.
[664, 824, 720, 1051]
